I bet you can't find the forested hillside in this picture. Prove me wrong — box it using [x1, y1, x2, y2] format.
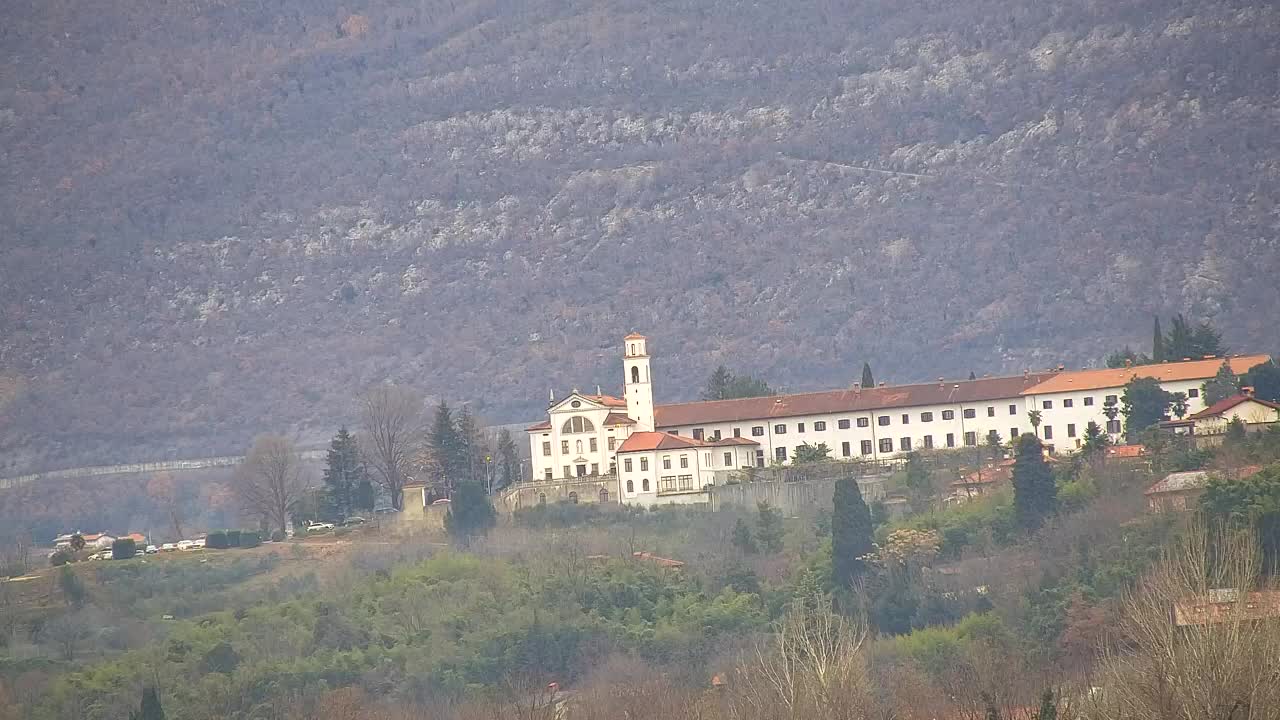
[3, 0, 1279, 471]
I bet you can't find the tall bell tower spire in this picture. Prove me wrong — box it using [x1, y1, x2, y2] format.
[623, 333, 655, 431]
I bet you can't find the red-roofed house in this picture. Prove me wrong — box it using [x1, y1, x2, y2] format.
[614, 431, 758, 507]
[1188, 392, 1280, 439]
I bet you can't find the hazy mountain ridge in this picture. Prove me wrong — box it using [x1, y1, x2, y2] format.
[2, 0, 1279, 473]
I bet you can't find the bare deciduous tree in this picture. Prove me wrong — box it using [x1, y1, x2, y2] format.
[1083, 523, 1280, 720]
[235, 435, 305, 537]
[358, 386, 422, 510]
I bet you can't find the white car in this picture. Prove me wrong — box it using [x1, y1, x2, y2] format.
[160, 543, 177, 552]
[145, 545, 159, 554]
[176, 540, 196, 551]
[192, 538, 206, 549]
[306, 522, 335, 533]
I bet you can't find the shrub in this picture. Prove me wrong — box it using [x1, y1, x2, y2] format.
[111, 538, 137, 560]
[240, 531, 261, 548]
[205, 531, 229, 550]
[225, 529, 242, 548]
[270, 530, 285, 542]
[49, 549, 72, 566]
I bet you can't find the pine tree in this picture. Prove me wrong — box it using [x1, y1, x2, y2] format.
[1012, 433, 1056, 532]
[1202, 361, 1239, 405]
[1243, 360, 1280, 403]
[861, 362, 875, 388]
[1081, 421, 1110, 456]
[731, 518, 757, 554]
[1166, 313, 1194, 360]
[755, 502, 784, 553]
[455, 405, 486, 484]
[444, 480, 496, 545]
[354, 478, 375, 512]
[703, 365, 734, 400]
[1152, 316, 1165, 363]
[321, 427, 364, 520]
[495, 428, 519, 489]
[832, 476, 874, 591]
[429, 401, 464, 487]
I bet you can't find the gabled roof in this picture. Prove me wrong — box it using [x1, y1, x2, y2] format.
[604, 412, 636, 426]
[624, 332, 647, 340]
[704, 436, 760, 447]
[616, 431, 704, 453]
[653, 374, 1053, 428]
[1145, 465, 1263, 495]
[1189, 394, 1280, 420]
[1106, 444, 1147, 459]
[1022, 355, 1270, 395]
[583, 394, 628, 408]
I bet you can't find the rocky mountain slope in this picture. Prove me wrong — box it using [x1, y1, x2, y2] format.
[2, 0, 1279, 473]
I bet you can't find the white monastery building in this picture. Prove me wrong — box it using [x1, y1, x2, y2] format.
[526, 333, 1271, 507]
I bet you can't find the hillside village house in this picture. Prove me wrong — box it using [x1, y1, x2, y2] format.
[526, 334, 1271, 508]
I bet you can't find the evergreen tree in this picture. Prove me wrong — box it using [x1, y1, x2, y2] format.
[321, 427, 364, 520]
[968, 370, 977, 381]
[1105, 346, 1149, 368]
[444, 480, 496, 544]
[702, 365, 734, 400]
[903, 453, 932, 508]
[455, 405, 487, 484]
[755, 502, 784, 553]
[354, 478, 375, 512]
[129, 687, 166, 720]
[861, 362, 875, 388]
[1035, 689, 1057, 720]
[1202, 361, 1239, 405]
[831, 476, 874, 591]
[495, 428, 520, 489]
[1081, 421, 1110, 456]
[429, 401, 464, 487]
[1152, 316, 1165, 363]
[1165, 313, 1225, 360]
[1243, 360, 1280, 403]
[731, 518, 757, 554]
[1225, 417, 1248, 445]
[1012, 433, 1056, 531]
[703, 365, 774, 400]
[1120, 377, 1173, 442]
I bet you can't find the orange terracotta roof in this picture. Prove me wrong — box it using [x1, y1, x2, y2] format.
[583, 394, 628, 408]
[1021, 355, 1270, 395]
[624, 332, 647, 340]
[953, 459, 1015, 487]
[616, 431, 706, 453]
[526, 420, 552, 432]
[1189, 394, 1280, 420]
[1106, 444, 1147, 459]
[653, 374, 1053, 428]
[704, 436, 760, 447]
[604, 412, 636, 426]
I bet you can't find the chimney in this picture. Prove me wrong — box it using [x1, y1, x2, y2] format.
[1125, 359, 1132, 368]
[939, 377, 945, 389]
[853, 382, 861, 392]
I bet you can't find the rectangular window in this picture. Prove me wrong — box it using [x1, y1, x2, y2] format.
[1043, 400, 1053, 410]
[704, 453, 711, 465]
[624, 458, 633, 472]
[692, 429, 704, 440]
[857, 417, 870, 428]
[542, 442, 552, 456]
[900, 437, 912, 451]
[1009, 404, 1018, 415]
[1105, 394, 1118, 405]
[964, 431, 977, 447]
[942, 410, 955, 420]
[838, 419, 851, 430]
[1043, 425, 1054, 440]
[879, 438, 894, 453]
[724, 452, 733, 466]
[561, 440, 569, 454]
[1011, 428, 1020, 440]
[842, 441, 851, 457]
[860, 440, 873, 455]
[946, 433, 956, 448]
[608, 437, 616, 450]
[878, 416, 890, 426]
[1067, 423, 1077, 438]
[921, 411, 934, 422]
[1107, 419, 1121, 434]
[988, 429, 999, 443]
[798, 422, 806, 433]
[775, 447, 787, 462]
[609, 462, 616, 475]
[752, 426, 765, 437]
[733, 427, 742, 438]
[544, 469, 553, 480]
[669, 430, 678, 435]
[589, 438, 598, 452]
[1084, 396, 1095, 406]
[963, 409, 976, 419]
[662, 456, 671, 470]
[563, 465, 571, 478]
[987, 406, 996, 417]
[640, 457, 649, 471]
[775, 424, 787, 435]
[923, 435, 934, 449]
[901, 414, 910, 425]
[678, 475, 694, 491]
[590, 463, 599, 475]
[1188, 388, 1200, 399]
[712, 430, 721, 440]
[814, 421, 826, 431]
[660, 476, 676, 493]
[756, 450, 765, 467]
[679, 455, 689, 469]
[1063, 398, 1074, 408]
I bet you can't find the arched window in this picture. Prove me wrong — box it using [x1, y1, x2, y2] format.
[575, 439, 583, 454]
[631, 366, 640, 383]
[599, 488, 610, 503]
[641, 478, 650, 492]
[561, 416, 596, 434]
[626, 479, 634, 493]
[538, 493, 547, 505]
[568, 491, 579, 505]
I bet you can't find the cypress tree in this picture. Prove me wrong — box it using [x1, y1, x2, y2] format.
[430, 401, 463, 486]
[495, 428, 519, 489]
[322, 427, 364, 520]
[1152, 316, 1165, 363]
[1012, 433, 1057, 531]
[861, 362, 875, 388]
[832, 476, 874, 591]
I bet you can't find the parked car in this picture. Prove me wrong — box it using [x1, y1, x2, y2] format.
[192, 538, 206, 549]
[306, 522, 335, 533]
[176, 540, 195, 551]
[145, 545, 159, 554]
[341, 516, 366, 526]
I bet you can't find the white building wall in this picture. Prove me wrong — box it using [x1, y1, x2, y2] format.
[528, 400, 635, 482]
[1024, 378, 1218, 450]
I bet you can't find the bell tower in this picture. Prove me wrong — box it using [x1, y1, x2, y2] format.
[624, 333, 655, 431]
